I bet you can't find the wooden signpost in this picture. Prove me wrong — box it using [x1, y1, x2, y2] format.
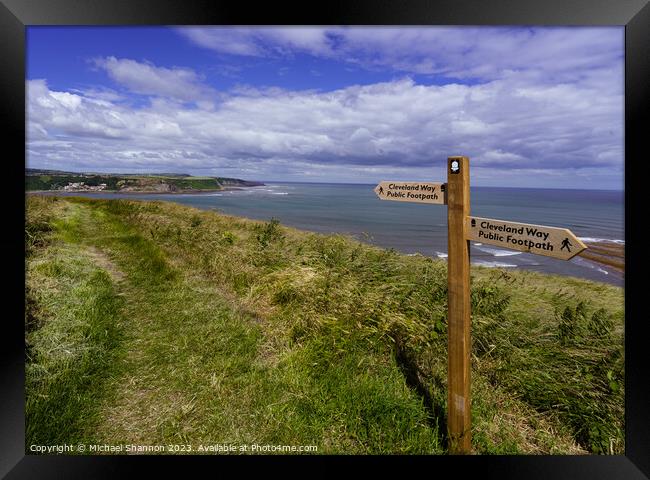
[373, 181, 446, 204]
[466, 216, 586, 260]
[373, 155, 587, 455]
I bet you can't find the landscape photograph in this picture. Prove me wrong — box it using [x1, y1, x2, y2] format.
[25, 25, 625, 456]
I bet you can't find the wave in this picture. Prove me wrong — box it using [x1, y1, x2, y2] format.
[474, 245, 523, 257]
[435, 251, 448, 258]
[579, 237, 624, 245]
[239, 188, 290, 195]
[571, 256, 611, 275]
[472, 260, 518, 268]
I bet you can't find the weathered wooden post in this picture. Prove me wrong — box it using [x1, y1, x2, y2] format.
[446, 155, 472, 454]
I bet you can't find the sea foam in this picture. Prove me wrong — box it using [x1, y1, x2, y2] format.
[474, 245, 523, 257]
[472, 260, 517, 268]
[579, 237, 624, 245]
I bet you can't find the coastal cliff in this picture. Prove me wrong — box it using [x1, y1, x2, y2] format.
[25, 168, 264, 193]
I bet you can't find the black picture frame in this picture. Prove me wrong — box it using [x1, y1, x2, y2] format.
[4, 1, 649, 477]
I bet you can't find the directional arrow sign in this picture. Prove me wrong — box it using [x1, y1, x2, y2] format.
[374, 181, 446, 204]
[466, 216, 587, 260]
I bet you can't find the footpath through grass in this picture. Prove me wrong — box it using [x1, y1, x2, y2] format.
[25, 195, 624, 454]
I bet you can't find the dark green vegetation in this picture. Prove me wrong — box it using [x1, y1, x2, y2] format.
[25, 168, 263, 192]
[25, 195, 624, 454]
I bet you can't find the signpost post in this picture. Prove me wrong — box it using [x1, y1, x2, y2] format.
[445, 156, 472, 454]
[373, 156, 586, 455]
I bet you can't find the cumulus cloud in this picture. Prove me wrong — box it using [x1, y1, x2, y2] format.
[28, 79, 128, 140]
[27, 67, 623, 184]
[92, 56, 217, 104]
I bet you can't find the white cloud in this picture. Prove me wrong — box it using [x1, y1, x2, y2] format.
[177, 27, 334, 58]
[69, 86, 127, 103]
[177, 26, 623, 83]
[261, 27, 334, 56]
[49, 91, 82, 110]
[92, 56, 217, 103]
[28, 79, 127, 140]
[178, 28, 266, 56]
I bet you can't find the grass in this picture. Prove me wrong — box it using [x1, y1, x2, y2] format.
[25, 199, 125, 446]
[25, 195, 624, 454]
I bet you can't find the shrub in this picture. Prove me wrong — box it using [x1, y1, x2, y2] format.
[587, 308, 614, 338]
[221, 231, 236, 245]
[255, 217, 283, 248]
[189, 215, 202, 228]
[557, 301, 588, 345]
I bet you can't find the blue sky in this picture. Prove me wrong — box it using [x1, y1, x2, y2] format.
[26, 26, 624, 189]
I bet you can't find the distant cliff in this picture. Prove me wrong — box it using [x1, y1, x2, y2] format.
[25, 169, 264, 192]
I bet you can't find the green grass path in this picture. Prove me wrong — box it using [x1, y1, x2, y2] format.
[27, 197, 439, 454]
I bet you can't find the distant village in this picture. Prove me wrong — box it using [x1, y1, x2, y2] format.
[62, 182, 107, 192]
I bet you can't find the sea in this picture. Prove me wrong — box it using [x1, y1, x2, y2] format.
[51, 183, 625, 286]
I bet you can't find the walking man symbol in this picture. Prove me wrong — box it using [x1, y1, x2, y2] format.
[378, 186, 384, 195]
[561, 238, 572, 252]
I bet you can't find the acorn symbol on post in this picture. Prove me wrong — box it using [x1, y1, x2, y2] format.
[450, 160, 460, 174]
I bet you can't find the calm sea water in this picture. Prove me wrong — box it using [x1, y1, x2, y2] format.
[54, 183, 624, 286]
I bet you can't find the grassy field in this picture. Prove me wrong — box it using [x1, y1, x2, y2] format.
[25, 195, 624, 454]
[26, 172, 264, 192]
